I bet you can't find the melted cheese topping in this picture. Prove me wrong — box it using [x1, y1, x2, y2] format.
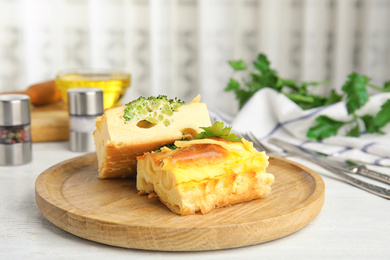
[161, 138, 268, 184]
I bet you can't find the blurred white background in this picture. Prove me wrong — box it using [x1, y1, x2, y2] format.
[0, 0, 389, 115]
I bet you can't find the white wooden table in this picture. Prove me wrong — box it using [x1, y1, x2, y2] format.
[1, 142, 390, 259]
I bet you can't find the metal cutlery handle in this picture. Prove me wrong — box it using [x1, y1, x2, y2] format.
[354, 166, 390, 185]
[268, 138, 390, 200]
[305, 155, 390, 186]
[308, 156, 390, 199]
[270, 138, 390, 186]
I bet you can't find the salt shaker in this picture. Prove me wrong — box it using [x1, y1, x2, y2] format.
[67, 88, 103, 152]
[0, 94, 32, 165]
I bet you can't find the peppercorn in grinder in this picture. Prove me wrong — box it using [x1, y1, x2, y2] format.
[0, 94, 32, 165]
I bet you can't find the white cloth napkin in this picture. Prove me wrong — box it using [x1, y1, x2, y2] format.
[209, 88, 390, 167]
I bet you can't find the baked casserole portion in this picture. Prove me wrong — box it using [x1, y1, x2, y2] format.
[137, 137, 274, 215]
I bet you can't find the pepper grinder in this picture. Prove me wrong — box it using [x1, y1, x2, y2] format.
[67, 88, 103, 152]
[0, 94, 32, 165]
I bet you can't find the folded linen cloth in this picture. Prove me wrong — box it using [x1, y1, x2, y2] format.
[209, 88, 390, 167]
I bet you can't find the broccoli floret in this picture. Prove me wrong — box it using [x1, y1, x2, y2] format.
[123, 95, 184, 126]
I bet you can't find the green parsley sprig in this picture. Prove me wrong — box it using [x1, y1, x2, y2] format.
[307, 73, 390, 140]
[226, 53, 390, 140]
[194, 121, 242, 142]
[226, 53, 340, 110]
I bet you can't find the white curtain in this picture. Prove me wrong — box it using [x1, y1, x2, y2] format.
[1, 0, 390, 115]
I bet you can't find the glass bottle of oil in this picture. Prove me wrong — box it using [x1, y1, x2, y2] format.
[56, 68, 131, 108]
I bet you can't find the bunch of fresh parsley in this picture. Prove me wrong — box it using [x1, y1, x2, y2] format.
[226, 53, 342, 110]
[226, 53, 390, 140]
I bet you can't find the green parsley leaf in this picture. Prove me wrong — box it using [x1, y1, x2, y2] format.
[194, 121, 242, 142]
[346, 124, 360, 137]
[246, 81, 264, 91]
[383, 81, 390, 92]
[225, 80, 256, 109]
[307, 115, 346, 140]
[252, 70, 279, 88]
[374, 99, 390, 128]
[341, 73, 370, 114]
[228, 60, 247, 71]
[361, 115, 384, 134]
[226, 78, 240, 91]
[254, 54, 271, 73]
[324, 90, 343, 105]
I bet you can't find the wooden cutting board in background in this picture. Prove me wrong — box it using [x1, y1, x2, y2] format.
[30, 102, 69, 142]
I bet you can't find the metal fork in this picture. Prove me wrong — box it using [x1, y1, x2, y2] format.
[242, 132, 390, 199]
[241, 132, 280, 155]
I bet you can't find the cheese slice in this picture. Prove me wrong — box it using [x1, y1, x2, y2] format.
[93, 96, 211, 179]
[136, 137, 274, 215]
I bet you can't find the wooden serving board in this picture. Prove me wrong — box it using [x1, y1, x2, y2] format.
[35, 154, 325, 251]
[30, 102, 69, 142]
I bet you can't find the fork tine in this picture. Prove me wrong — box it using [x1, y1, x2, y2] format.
[246, 132, 269, 152]
[236, 131, 268, 152]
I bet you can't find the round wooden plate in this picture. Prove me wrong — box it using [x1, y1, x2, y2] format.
[35, 153, 325, 251]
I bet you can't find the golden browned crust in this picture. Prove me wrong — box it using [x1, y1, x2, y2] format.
[98, 138, 179, 179]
